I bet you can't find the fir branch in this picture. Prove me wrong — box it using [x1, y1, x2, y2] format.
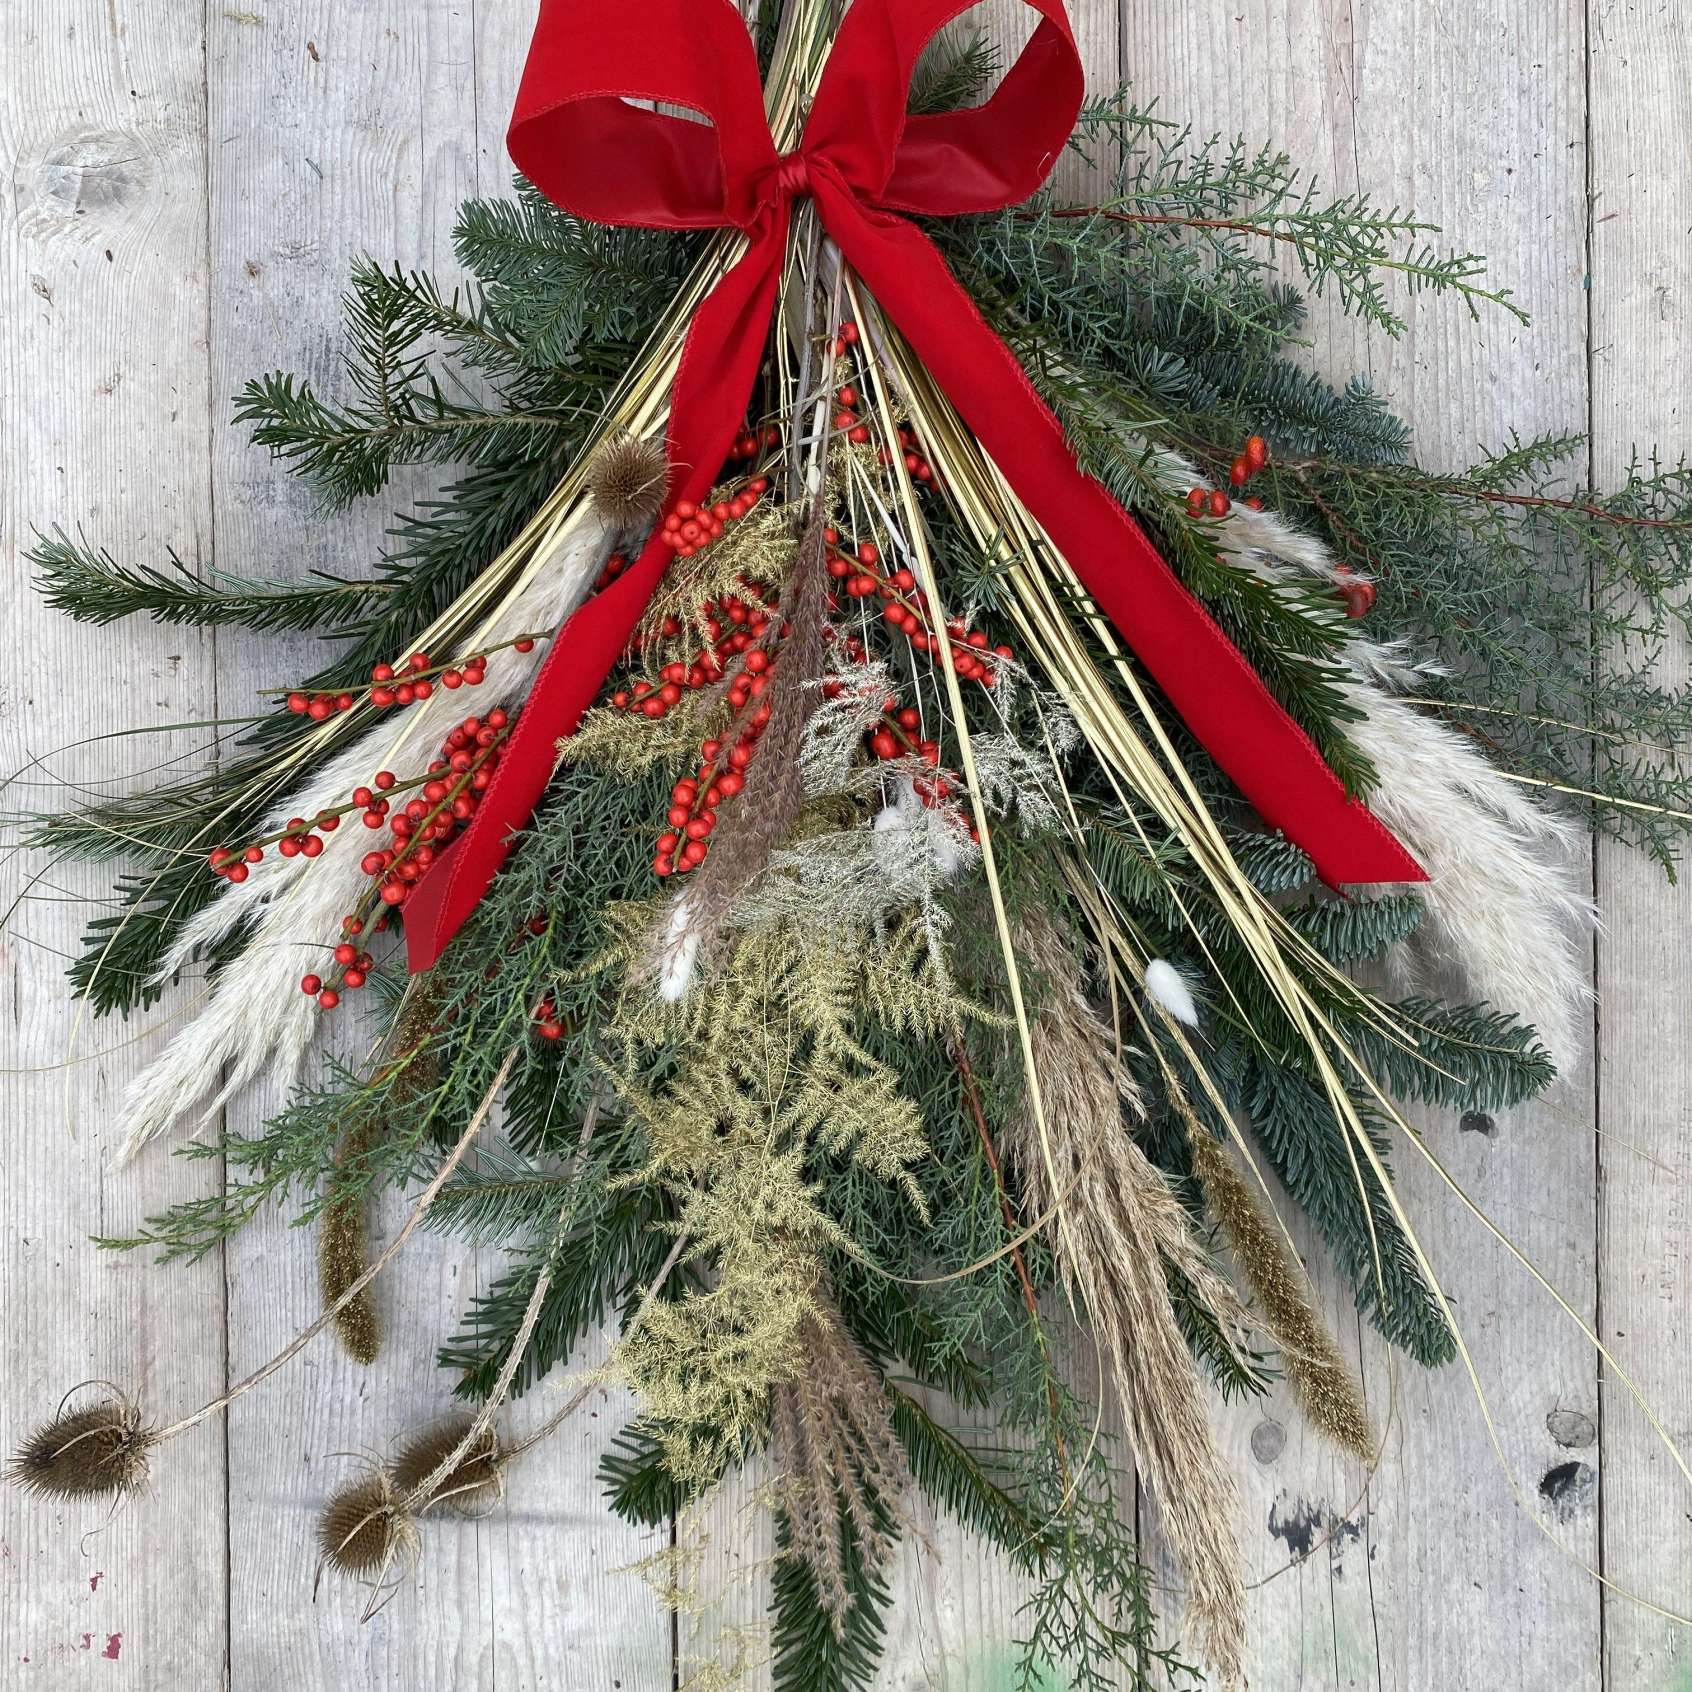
[29, 530, 381, 633]
[770, 1507, 896, 1692]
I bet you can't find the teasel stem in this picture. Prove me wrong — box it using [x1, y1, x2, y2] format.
[499, 1225, 690, 1467]
[154, 1044, 519, 1444]
[401, 1100, 603, 1512]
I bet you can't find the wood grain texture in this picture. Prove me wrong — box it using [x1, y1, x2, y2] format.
[0, 1, 1686, 1688]
[0, 3, 228, 1686]
[1590, 2, 1692, 1688]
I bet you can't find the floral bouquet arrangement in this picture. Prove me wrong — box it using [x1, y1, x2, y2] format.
[11, 0, 1692, 1685]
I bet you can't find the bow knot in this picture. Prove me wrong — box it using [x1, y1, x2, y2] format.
[772, 150, 811, 205]
[402, 0, 1423, 972]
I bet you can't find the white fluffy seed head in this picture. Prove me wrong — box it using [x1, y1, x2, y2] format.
[1145, 959, 1200, 1027]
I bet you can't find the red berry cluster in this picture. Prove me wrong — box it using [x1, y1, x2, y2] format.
[1185, 433, 1271, 519]
[355, 711, 512, 913]
[299, 938, 374, 1012]
[533, 993, 566, 1040]
[656, 476, 772, 561]
[613, 584, 782, 727]
[831, 368, 937, 488]
[729, 423, 782, 461]
[645, 601, 781, 879]
[282, 640, 541, 720]
[881, 420, 936, 485]
[211, 708, 515, 1010]
[829, 319, 861, 358]
[824, 528, 1014, 685]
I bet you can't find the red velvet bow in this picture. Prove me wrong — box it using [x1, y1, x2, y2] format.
[405, 0, 1422, 971]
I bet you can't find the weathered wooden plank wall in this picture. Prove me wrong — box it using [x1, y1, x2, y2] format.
[0, 2, 1686, 1689]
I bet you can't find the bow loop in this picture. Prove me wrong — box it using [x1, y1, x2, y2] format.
[803, 0, 1083, 212]
[508, 0, 776, 232]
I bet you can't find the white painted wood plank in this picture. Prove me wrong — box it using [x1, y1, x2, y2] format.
[1121, 3, 1602, 1687]
[1590, 2, 1692, 1687]
[193, 2, 668, 1688]
[0, 2, 228, 1685]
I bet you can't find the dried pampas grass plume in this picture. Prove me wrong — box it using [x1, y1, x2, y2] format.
[589, 433, 669, 530]
[9, 1390, 155, 1501]
[316, 1466, 418, 1589]
[771, 1294, 908, 1634]
[393, 1417, 504, 1518]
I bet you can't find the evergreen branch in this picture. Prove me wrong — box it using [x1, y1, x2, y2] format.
[770, 1507, 896, 1692]
[29, 528, 381, 633]
[1040, 203, 1526, 328]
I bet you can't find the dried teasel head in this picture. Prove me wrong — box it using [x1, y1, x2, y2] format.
[316, 1467, 417, 1586]
[588, 433, 669, 529]
[392, 1416, 504, 1518]
[9, 1391, 155, 1502]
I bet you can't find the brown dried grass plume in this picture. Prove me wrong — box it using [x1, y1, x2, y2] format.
[589, 434, 669, 530]
[771, 1293, 907, 1635]
[9, 1391, 155, 1501]
[393, 1416, 503, 1517]
[317, 1467, 417, 1583]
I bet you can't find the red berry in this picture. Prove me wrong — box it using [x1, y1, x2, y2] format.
[374, 770, 396, 789]
[342, 969, 367, 990]
[286, 692, 309, 714]
[317, 989, 341, 1010]
[1342, 579, 1378, 619]
[1245, 434, 1269, 470]
[334, 942, 358, 965]
[1207, 489, 1231, 517]
[300, 974, 322, 995]
[1186, 488, 1206, 516]
[1230, 456, 1251, 487]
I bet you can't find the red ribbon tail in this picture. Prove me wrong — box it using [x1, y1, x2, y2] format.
[404, 220, 790, 973]
[813, 177, 1424, 888]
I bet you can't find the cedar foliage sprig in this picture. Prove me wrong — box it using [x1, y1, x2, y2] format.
[940, 96, 1692, 866]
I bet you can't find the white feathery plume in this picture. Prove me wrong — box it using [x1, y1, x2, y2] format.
[1152, 443, 1593, 1068]
[656, 892, 701, 1004]
[1144, 958, 1200, 1027]
[114, 516, 614, 1161]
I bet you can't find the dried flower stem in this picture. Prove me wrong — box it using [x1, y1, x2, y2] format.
[155, 1045, 518, 1443]
[499, 1224, 690, 1466]
[402, 1102, 602, 1511]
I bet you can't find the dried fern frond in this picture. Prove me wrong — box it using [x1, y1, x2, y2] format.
[8, 1393, 155, 1501]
